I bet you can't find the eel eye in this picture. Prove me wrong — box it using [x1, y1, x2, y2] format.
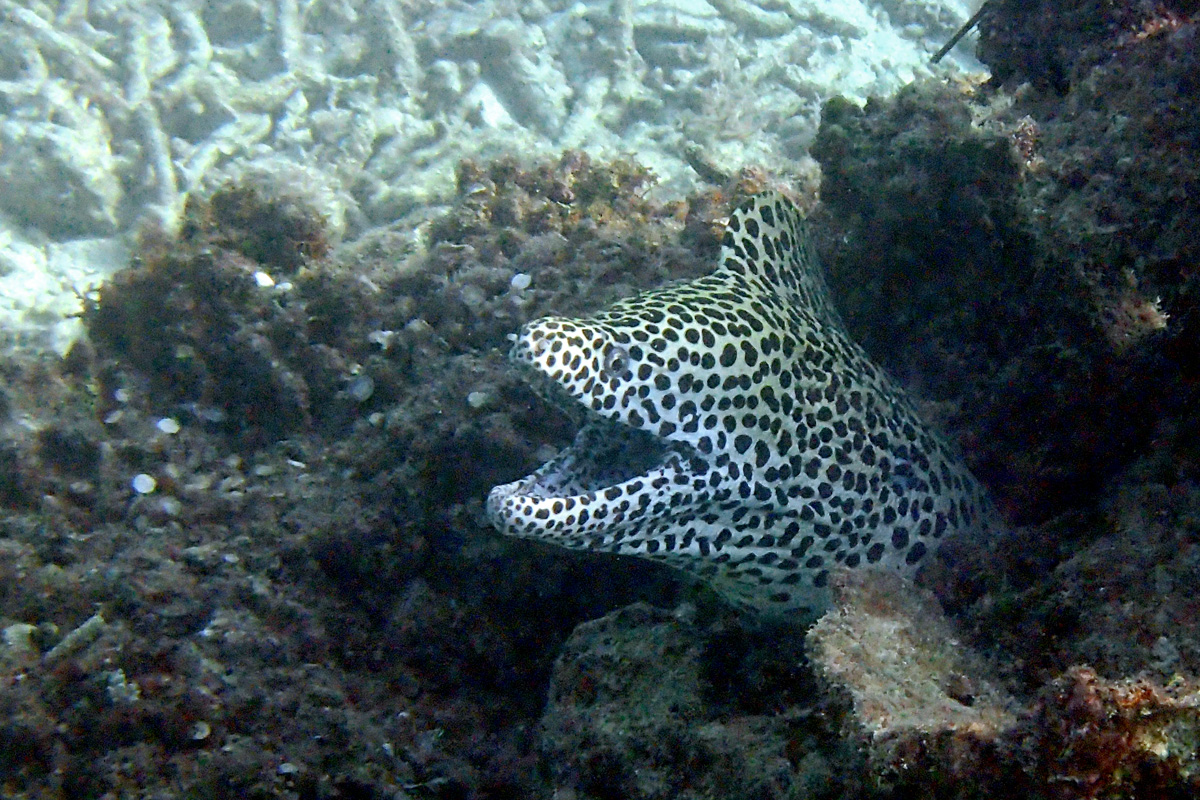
[602, 344, 629, 379]
[529, 335, 550, 359]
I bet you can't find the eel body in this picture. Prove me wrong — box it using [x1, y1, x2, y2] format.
[487, 191, 993, 619]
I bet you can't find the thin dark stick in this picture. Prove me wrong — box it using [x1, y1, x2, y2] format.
[932, 3, 989, 63]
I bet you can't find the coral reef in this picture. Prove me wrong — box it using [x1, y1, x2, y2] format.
[0, 0, 983, 352]
[0, 0, 1198, 795]
[0, 153, 728, 798]
[538, 565, 1200, 800]
[1016, 667, 1200, 799]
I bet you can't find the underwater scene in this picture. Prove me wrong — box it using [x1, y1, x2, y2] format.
[1, 0, 1199, 797]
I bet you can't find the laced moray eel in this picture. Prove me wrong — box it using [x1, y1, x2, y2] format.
[487, 191, 996, 620]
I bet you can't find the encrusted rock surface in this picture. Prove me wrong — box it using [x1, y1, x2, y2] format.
[808, 570, 1016, 742]
[539, 603, 837, 800]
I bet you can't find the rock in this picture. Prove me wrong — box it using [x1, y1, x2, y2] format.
[539, 603, 834, 800]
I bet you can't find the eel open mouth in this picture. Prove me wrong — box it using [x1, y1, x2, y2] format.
[485, 321, 703, 545]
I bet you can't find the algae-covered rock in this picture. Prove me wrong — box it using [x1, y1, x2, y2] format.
[539, 603, 841, 800]
[811, 74, 1187, 527]
[977, 0, 1199, 90]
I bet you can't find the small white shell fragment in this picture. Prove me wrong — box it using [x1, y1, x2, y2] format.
[131, 473, 157, 494]
[368, 330, 397, 350]
[156, 417, 181, 434]
[510, 272, 532, 290]
[467, 390, 491, 409]
[405, 318, 432, 334]
[254, 270, 275, 288]
[348, 375, 375, 402]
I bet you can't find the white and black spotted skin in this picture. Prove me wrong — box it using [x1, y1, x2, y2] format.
[487, 191, 994, 619]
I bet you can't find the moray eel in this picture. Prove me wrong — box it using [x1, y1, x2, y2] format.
[487, 191, 994, 619]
